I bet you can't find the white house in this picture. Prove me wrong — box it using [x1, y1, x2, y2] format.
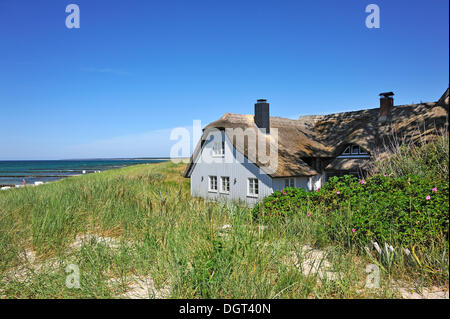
[184, 89, 449, 204]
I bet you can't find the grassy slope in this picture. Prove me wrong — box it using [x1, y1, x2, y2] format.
[0, 161, 446, 298]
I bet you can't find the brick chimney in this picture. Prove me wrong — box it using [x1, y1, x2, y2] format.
[379, 92, 394, 122]
[254, 99, 270, 133]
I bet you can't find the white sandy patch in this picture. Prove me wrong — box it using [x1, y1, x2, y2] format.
[2, 234, 130, 285]
[69, 234, 127, 250]
[110, 275, 170, 299]
[391, 281, 449, 299]
[1, 235, 171, 299]
[1, 248, 61, 285]
[286, 245, 340, 281]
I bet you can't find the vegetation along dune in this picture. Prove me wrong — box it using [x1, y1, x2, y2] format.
[0, 131, 448, 298]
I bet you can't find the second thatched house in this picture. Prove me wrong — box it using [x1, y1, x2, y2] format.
[184, 88, 449, 204]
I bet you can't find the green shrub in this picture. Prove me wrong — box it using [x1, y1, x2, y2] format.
[253, 174, 449, 246]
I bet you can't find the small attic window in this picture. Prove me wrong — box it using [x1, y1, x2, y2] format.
[339, 144, 369, 156]
[212, 141, 225, 157]
[343, 146, 351, 155]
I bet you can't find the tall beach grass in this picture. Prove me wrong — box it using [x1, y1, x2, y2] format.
[0, 130, 448, 299]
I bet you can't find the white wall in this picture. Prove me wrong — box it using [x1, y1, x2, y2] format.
[189, 130, 325, 204]
[190, 130, 273, 205]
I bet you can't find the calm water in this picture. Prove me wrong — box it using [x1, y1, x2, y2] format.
[0, 159, 167, 186]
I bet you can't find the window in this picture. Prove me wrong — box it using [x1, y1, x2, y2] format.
[213, 141, 225, 157]
[284, 178, 295, 188]
[338, 144, 370, 157]
[343, 146, 351, 154]
[359, 148, 368, 155]
[208, 176, 218, 192]
[220, 176, 230, 193]
[248, 178, 259, 197]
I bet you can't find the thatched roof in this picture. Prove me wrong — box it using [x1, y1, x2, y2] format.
[184, 88, 449, 178]
[325, 158, 371, 171]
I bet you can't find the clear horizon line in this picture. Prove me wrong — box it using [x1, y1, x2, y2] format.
[0, 157, 190, 161]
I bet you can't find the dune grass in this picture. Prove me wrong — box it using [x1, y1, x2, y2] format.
[0, 161, 447, 298]
[371, 129, 449, 182]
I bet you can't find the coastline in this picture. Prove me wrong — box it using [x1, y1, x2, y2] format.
[1, 173, 83, 190]
[0, 159, 171, 190]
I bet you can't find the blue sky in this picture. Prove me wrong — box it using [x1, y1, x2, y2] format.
[0, 0, 448, 160]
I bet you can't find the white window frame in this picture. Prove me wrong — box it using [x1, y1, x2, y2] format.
[284, 178, 295, 188]
[337, 144, 370, 158]
[247, 178, 259, 197]
[208, 176, 218, 192]
[342, 146, 351, 155]
[212, 141, 225, 157]
[359, 148, 368, 155]
[351, 145, 360, 155]
[220, 176, 230, 194]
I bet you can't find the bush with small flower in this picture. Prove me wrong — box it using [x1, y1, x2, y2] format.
[253, 174, 449, 246]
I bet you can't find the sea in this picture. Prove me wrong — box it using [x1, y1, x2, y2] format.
[0, 159, 168, 187]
